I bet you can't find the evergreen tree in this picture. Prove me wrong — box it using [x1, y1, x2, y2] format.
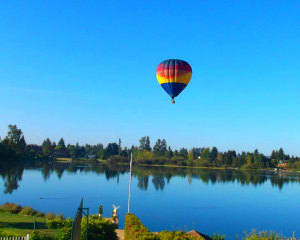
[42, 138, 52, 157]
[153, 139, 167, 156]
[139, 136, 151, 151]
[56, 138, 66, 150]
[210, 147, 218, 163]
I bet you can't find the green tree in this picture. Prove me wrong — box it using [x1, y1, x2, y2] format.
[7, 125, 23, 145]
[200, 148, 210, 161]
[56, 138, 66, 150]
[153, 139, 167, 156]
[165, 146, 173, 159]
[278, 148, 285, 160]
[57, 227, 72, 240]
[81, 217, 118, 240]
[96, 144, 105, 159]
[118, 138, 122, 155]
[187, 149, 195, 166]
[246, 153, 253, 167]
[216, 153, 223, 166]
[54, 138, 68, 157]
[105, 143, 119, 159]
[42, 138, 53, 157]
[188, 149, 196, 161]
[210, 147, 218, 163]
[3, 125, 26, 156]
[139, 136, 151, 151]
[179, 148, 188, 159]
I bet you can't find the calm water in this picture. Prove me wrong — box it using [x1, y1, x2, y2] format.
[1, 163, 300, 239]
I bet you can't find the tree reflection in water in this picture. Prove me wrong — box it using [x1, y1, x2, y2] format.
[0, 164, 24, 194]
[1, 162, 300, 194]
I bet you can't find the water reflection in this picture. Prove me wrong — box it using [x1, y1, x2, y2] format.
[1, 162, 300, 194]
[0, 165, 24, 194]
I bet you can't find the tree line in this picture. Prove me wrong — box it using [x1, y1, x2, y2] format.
[1, 124, 300, 169]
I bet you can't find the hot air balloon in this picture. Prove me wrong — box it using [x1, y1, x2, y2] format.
[156, 59, 192, 104]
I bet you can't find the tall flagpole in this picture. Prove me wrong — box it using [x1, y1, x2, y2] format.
[127, 152, 133, 213]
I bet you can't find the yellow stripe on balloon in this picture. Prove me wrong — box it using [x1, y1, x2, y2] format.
[156, 72, 192, 85]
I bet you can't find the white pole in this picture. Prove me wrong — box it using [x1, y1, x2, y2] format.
[127, 152, 133, 213]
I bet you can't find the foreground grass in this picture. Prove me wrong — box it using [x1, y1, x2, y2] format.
[0, 212, 57, 237]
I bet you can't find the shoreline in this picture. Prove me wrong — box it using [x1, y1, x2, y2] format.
[52, 158, 300, 174]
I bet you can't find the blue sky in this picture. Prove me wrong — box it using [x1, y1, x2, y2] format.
[1, 0, 300, 155]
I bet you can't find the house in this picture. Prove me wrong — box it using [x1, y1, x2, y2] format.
[186, 230, 212, 240]
[277, 162, 287, 168]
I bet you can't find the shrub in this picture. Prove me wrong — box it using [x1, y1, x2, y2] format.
[46, 219, 64, 229]
[157, 231, 205, 240]
[55, 214, 65, 221]
[244, 230, 281, 240]
[35, 212, 45, 217]
[0, 202, 22, 214]
[19, 206, 37, 216]
[30, 231, 42, 240]
[57, 227, 72, 240]
[124, 213, 151, 240]
[108, 155, 130, 164]
[136, 232, 158, 240]
[46, 217, 71, 229]
[81, 217, 118, 240]
[29, 231, 54, 240]
[63, 218, 73, 228]
[45, 212, 56, 220]
[171, 156, 186, 166]
[0, 230, 9, 237]
[124, 214, 207, 240]
[212, 234, 225, 240]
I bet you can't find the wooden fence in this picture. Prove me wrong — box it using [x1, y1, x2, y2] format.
[0, 234, 29, 240]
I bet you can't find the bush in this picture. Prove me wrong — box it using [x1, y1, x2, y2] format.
[45, 212, 56, 220]
[63, 218, 73, 228]
[29, 231, 54, 240]
[81, 217, 118, 240]
[0, 202, 22, 214]
[124, 214, 207, 240]
[57, 227, 72, 240]
[55, 214, 65, 221]
[124, 213, 152, 240]
[157, 231, 205, 240]
[136, 232, 158, 240]
[30, 231, 42, 240]
[0, 230, 9, 237]
[212, 234, 225, 240]
[108, 155, 130, 164]
[171, 156, 186, 166]
[46, 214, 70, 229]
[46, 219, 64, 229]
[244, 230, 281, 240]
[35, 212, 45, 217]
[19, 206, 37, 216]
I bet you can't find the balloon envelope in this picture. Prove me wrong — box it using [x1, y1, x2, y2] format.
[156, 59, 192, 102]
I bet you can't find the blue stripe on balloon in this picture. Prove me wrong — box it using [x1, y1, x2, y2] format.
[161, 82, 187, 98]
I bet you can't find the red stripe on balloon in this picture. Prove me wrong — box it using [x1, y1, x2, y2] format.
[156, 63, 192, 73]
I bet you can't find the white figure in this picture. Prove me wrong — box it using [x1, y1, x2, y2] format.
[112, 204, 120, 218]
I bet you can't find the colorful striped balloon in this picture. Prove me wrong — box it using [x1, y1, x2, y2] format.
[156, 59, 192, 104]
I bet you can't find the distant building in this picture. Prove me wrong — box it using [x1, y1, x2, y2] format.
[186, 230, 212, 240]
[277, 162, 287, 168]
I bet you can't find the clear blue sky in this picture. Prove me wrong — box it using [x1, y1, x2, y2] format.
[1, 0, 300, 155]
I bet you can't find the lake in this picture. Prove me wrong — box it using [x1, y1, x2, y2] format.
[1, 163, 300, 239]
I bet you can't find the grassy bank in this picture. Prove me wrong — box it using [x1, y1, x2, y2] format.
[0, 211, 57, 237]
[0, 202, 118, 240]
